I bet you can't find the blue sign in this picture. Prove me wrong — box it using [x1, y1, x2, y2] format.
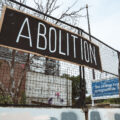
[92, 78, 119, 99]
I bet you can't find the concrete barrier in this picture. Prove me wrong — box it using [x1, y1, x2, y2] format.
[0, 107, 85, 120]
[89, 108, 120, 120]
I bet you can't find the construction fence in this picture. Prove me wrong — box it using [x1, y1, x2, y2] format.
[0, 0, 119, 108]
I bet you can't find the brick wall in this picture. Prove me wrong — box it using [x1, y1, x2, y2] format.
[0, 59, 26, 96]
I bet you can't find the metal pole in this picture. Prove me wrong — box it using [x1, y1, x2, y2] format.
[86, 4, 95, 106]
[78, 29, 86, 108]
[118, 52, 120, 97]
[86, 4, 95, 79]
[86, 4, 91, 41]
[78, 29, 82, 108]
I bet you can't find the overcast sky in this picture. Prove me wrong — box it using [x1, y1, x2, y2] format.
[84, 0, 120, 51]
[27, 0, 120, 51]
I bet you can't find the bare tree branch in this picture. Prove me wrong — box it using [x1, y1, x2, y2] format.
[17, 0, 26, 11]
[34, 0, 61, 20]
[34, 0, 44, 12]
[56, 0, 85, 24]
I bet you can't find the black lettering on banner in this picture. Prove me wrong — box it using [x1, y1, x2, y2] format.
[0, 6, 102, 71]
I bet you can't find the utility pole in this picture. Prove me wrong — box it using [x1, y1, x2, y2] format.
[86, 4, 95, 107]
[86, 4, 91, 41]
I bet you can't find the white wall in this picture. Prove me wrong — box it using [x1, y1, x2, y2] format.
[0, 107, 85, 120]
[25, 71, 72, 106]
[89, 108, 120, 120]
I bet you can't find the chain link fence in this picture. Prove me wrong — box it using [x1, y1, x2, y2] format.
[0, 0, 119, 107]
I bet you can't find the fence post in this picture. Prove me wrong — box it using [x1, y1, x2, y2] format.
[78, 29, 86, 108]
[118, 52, 120, 97]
